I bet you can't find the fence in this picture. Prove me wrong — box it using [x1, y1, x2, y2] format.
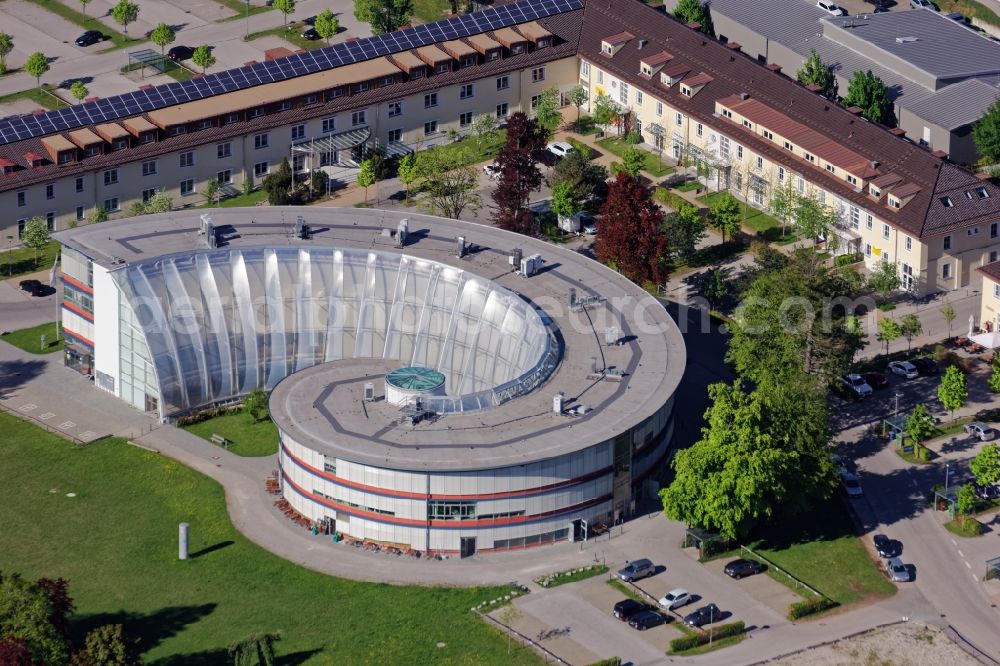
[740, 545, 826, 599]
[477, 610, 572, 665]
[0, 401, 93, 446]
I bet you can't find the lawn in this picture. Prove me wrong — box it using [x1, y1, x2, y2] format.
[0, 85, 68, 111]
[216, 0, 275, 21]
[535, 565, 608, 588]
[198, 189, 269, 209]
[0, 321, 63, 354]
[24, 0, 136, 50]
[698, 192, 797, 243]
[413, 0, 452, 23]
[245, 23, 328, 51]
[748, 499, 896, 606]
[595, 137, 675, 178]
[0, 411, 539, 665]
[2, 240, 62, 279]
[182, 411, 279, 457]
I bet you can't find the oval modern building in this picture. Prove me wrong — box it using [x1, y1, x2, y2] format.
[54, 208, 685, 556]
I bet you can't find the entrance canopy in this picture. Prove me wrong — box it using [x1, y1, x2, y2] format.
[291, 127, 371, 154]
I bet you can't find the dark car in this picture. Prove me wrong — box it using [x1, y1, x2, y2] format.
[19, 279, 46, 297]
[168, 45, 193, 62]
[302, 27, 320, 40]
[683, 603, 720, 628]
[872, 2, 889, 11]
[873, 534, 899, 558]
[861, 372, 889, 389]
[628, 610, 669, 630]
[724, 559, 763, 579]
[911, 358, 938, 376]
[303, 15, 317, 25]
[75, 30, 107, 47]
[612, 598, 647, 621]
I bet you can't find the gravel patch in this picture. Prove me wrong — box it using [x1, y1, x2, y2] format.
[768, 622, 980, 666]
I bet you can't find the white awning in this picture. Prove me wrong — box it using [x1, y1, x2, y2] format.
[972, 331, 1000, 349]
[291, 127, 371, 153]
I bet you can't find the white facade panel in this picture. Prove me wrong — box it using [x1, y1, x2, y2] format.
[92, 264, 120, 395]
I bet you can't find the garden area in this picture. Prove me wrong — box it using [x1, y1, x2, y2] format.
[698, 192, 797, 243]
[2, 239, 61, 280]
[181, 410, 279, 457]
[0, 321, 63, 354]
[595, 137, 674, 178]
[0, 411, 538, 664]
[0, 85, 68, 111]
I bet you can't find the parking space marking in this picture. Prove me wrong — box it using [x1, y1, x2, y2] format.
[57, 421, 76, 430]
[38, 412, 55, 420]
[19, 403, 37, 412]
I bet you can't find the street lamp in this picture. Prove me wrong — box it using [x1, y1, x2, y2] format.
[245, 0, 250, 39]
[945, 462, 952, 494]
[5, 235, 13, 277]
[709, 605, 715, 647]
[894, 392, 902, 418]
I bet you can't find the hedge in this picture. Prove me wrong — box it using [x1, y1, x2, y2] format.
[585, 659, 622, 666]
[668, 621, 745, 653]
[834, 252, 863, 267]
[654, 187, 691, 211]
[787, 597, 838, 620]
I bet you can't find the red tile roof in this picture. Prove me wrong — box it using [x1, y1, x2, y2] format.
[682, 72, 713, 87]
[642, 51, 674, 67]
[604, 31, 634, 44]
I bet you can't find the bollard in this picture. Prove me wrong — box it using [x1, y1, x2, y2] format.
[179, 522, 189, 560]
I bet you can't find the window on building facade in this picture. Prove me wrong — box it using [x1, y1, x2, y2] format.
[905, 235, 912, 251]
[45, 184, 54, 200]
[352, 110, 367, 126]
[882, 223, 890, 239]
[254, 161, 269, 177]
[866, 214, 873, 230]
[530, 94, 540, 110]
[850, 206, 860, 229]
[655, 101, 662, 116]
[217, 170, 232, 184]
[387, 128, 402, 142]
[254, 133, 269, 149]
[777, 167, 785, 182]
[75, 177, 84, 193]
[675, 111, 683, 126]
[217, 142, 232, 158]
[460, 83, 474, 99]
[635, 89, 643, 105]
[696, 123, 703, 137]
[424, 92, 439, 108]
[76, 206, 85, 221]
[719, 136, 730, 160]
[620, 82, 629, 105]
[531, 67, 545, 82]
[943, 263, 952, 279]
[180, 151, 195, 168]
[944, 235, 952, 250]
[460, 111, 473, 127]
[141, 188, 157, 202]
[436, 63, 449, 73]
[581, 61, 590, 78]
[496, 103, 508, 118]
[322, 117, 336, 133]
[995, 283, 1000, 299]
[428, 500, 477, 521]
[993, 222, 998, 239]
[497, 75, 510, 90]
[104, 169, 118, 185]
[756, 155, 763, 170]
[763, 130, 773, 140]
[104, 197, 120, 212]
[291, 124, 305, 141]
[424, 120, 438, 135]
[992, 251, 999, 263]
[142, 160, 157, 176]
[596, 70, 604, 85]
[180, 179, 194, 196]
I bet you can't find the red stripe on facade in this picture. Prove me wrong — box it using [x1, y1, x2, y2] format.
[62, 302, 94, 322]
[280, 441, 612, 501]
[62, 275, 93, 294]
[63, 328, 94, 348]
[281, 469, 613, 530]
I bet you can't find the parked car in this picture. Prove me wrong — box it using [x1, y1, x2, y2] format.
[658, 588, 692, 610]
[888, 360, 919, 379]
[873, 534, 899, 558]
[841, 472, 863, 497]
[612, 598, 647, 621]
[964, 422, 997, 441]
[817, 0, 848, 15]
[19, 279, 46, 297]
[303, 15, 317, 25]
[910, 0, 938, 9]
[872, 2, 889, 12]
[911, 357, 939, 376]
[75, 30, 108, 47]
[861, 372, 889, 389]
[974, 483, 1000, 500]
[724, 559, 762, 579]
[168, 45, 193, 61]
[884, 557, 912, 582]
[302, 27, 320, 40]
[617, 558, 655, 582]
[546, 141, 575, 159]
[629, 609, 670, 630]
[483, 163, 501, 180]
[840, 373, 873, 399]
[683, 603, 720, 627]
[582, 218, 597, 235]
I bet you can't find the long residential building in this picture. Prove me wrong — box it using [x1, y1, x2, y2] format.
[4, 0, 1000, 294]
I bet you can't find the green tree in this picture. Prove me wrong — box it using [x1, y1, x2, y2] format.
[204, 178, 220, 206]
[660, 204, 706, 260]
[673, 0, 713, 34]
[397, 152, 418, 200]
[767, 178, 798, 237]
[470, 113, 498, 152]
[876, 316, 901, 356]
[551, 181, 579, 223]
[973, 97, 1000, 164]
[314, 9, 339, 44]
[906, 403, 934, 448]
[0, 573, 69, 665]
[71, 624, 142, 666]
[192, 45, 216, 74]
[614, 146, 645, 178]
[970, 443, 1000, 485]
[243, 387, 267, 423]
[937, 365, 967, 421]
[940, 300, 957, 339]
[354, 0, 414, 35]
[898, 313, 922, 350]
[989, 357, 1000, 393]
[111, 0, 140, 37]
[24, 52, 49, 90]
[956, 484, 978, 515]
[0, 33, 14, 75]
[568, 84, 587, 131]
[844, 69, 895, 126]
[550, 149, 607, 205]
[144, 191, 173, 214]
[357, 158, 376, 203]
[88, 207, 108, 224]
[795, 50, 836, 98]
[868, 261, 901, 299]
[703, 267, 728, 305]
[78, 0, 91, 16]
[262, 158, 293, 205]
[592, 93, 620, 135]
[793, 196, 836, 242]
[21, 217, 49, 267]
[709, 192, 741, 242]
[533, 88, 561, 137]
[70, 80, 89, 104]
[150, 22, 176, 57]
[415, 149, 481, 219]
[228, 632, 280, 666]
[272, 0, 296, 25]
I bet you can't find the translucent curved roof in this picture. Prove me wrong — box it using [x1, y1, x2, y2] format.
[386, 367, 446, 391]
[113, 246, 556, 417]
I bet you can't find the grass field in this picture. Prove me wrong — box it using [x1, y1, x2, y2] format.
[24, 0, 135, 50]
[216, 0, 275, 21]
[1, 321, 63, 354]
[0, 412, 540, 665]
[0, 85, 69, 111]
[182, 411, 279, 457]
[2, 240, 61, 280]
[413, 0, 453, 23]
[596, 137, 674, 178]
[749, 499, 896, 606]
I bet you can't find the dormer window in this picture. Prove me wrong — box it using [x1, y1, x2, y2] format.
[641, 64, 652, 76]
[783, 141, 793, 151]
[870, 186, 881, 198]
[742, 119, 751, 128]
[435, 62, 449, 73]
[847, 174, 858, 186]
[941, 196, 954, 207]
[537, 38, 549, 48]
[511, 43, 525, 54]
[382, 76, 395, 86]
[888, 196, 901, 209]
[602, 42, 614, 55]
[825, 164, 835, 174]
[721, 109, 732, 118]
[805, 153, 815, 163]
[680, 84, 692, 97]
[763, 130, 773, 140]
[977, 187, 990, 199]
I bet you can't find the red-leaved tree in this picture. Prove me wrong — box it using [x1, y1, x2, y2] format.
[36, 577, 74, 639]
[491, 112, 546, 235]
[0, 638, 33, 666]
[597, 173, 667, 285]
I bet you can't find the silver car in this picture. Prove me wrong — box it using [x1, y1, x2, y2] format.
[841, 472, 863, 498]
[964, 422, 997, 441]
[658, 588, 692, 610]
[617, 558, 655, 582]
[888, 361, 919, 379]
[885, 557, 911, 582]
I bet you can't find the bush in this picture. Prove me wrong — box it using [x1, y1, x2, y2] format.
[917, 445, 932, 461]
[934, 345, 971, 373]
[566, 137, 595, 160]
[623, 131, 643, 144]
[947, 514, 985, 537]
[654, 187, 688, 211]
[788, 597, 838, 620]
[586, 659, 622, 666]
[668, 621, 745, 654]
[835, 252, 863, 267]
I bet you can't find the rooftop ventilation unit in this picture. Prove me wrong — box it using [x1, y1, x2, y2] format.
[519, 253, 543, 277]
[638, 38, 648, 49]
[509, 248, 523, 272]
[198, 213, 212, 235]
[569, 287, 577, 308]
[456, 235, 466, 258]
[397, 218, 409, 247]
[895, 36, 918, 43]
[295, 215, 309, 240]
[739, 92, 750, 100]
[605, 326, 620, 345]
[364, 382, 375, 402]
[553, 392, 565, 414]
[205, 222, 217, 249]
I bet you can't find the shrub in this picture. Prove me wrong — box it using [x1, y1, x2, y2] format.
[586, 659, 622, 666]
[654, 187, 688, 211]
[668, 621, 745, 654]
[948, 514, 985, 537]
[788, 597, 838, 620]
[835, 252, 863, 267]
[623, 131, 643, 145]
[917, 445, 932, 461]
[567, 137, 595, 160]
